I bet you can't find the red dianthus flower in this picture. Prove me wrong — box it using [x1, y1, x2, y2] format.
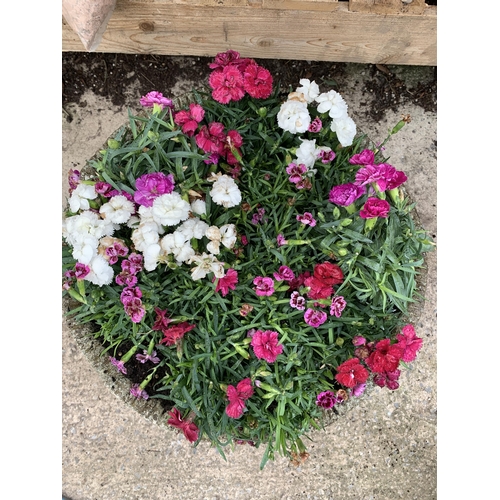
[335, 358, 370, 388]
[365, 338, 404, 374]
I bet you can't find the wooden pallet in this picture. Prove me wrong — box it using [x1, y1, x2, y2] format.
[62, 0, 437, 65]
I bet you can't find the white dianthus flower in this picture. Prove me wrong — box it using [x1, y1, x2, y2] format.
[295, 139, 319, 169]
[220, 224, 237, 249]
[295, 79, 320, 103]
[315, 90, 348, 120]
[177, 217, 210, 240]
[71, 233, 99, 265]
[161, 231, 195, 264]
[68, 183, 98, 213]
[190, 199, 206, 216]
[143, 243, 162, 272]
[86, 255, 114, 286]
[152, 192, 190, 226]
[99, 195, 135, 224]
[63, 211, 114, 246]
[131, 222, 160, 253]
[188, 252, 225, 281]
[210, 175, 242, 208]
[330, 115, 357, 147]
[277, 99, 311, 134]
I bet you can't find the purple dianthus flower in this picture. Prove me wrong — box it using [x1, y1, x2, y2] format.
[140, 91, 173, 110]
[316, 390, 337, 409]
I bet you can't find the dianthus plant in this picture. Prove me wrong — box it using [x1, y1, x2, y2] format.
[62, 50, 434, 468]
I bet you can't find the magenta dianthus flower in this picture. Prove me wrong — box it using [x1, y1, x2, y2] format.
[329, 183, 365, 207]
[109, 356, 127, 375]
[296, 212, 316, 226]
[277, 234, 288, 247]
[273, 265, 295, 282]
[130, 384, 149, 400]
[286, 162, 307, 184]
[349, 149, 375, 165]
[134, 172, 175, 207]
[74, 263, 90, 280]
[308, 117, 323, 133]
[304, 308, 327, 327]
[330, 295, 347, 317]
[140, 91, 173, 110]
[250, 329, 283, 363]
[289, 291, 306, 310]
[136, 350, 160, 364]
[253, 276, 275, 296]
[359, 197, 391, 219]
[316, 390, 337, 409]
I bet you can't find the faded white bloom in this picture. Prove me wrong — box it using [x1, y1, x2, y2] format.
[206, 239, 220, 255]
[205, 225, 221, 241]
[330, 115, 357, 147]
[177, 217, 210, 240]
[295, 139, 319, 169]
[277, 99, 311, 134]
[295, 79, 320, 103]
[220, 224, 237, 249]
[99, 195, 135, 224]
[188, 252, 225, 280]
[190, 199, 207, 216]
[161, 231, 195, 264]
[315, 90, 348, 120]
[152, 192, 190, 226]
[68, 183, 98, 213]
[131, 222, 160, 253]
[86, 255, 114, 286]
[210, 175, 242, 208]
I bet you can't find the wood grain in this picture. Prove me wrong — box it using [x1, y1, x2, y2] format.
[62, 1, 437, 65]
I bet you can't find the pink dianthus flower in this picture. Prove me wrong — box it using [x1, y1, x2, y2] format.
[243, 62, 273, 99]
[174, 103, 205, 137]
[213, 268, 238, 297]
[395, 324, 423, 362]
[250, 330, 283, 363]
[209, 65, 246, 104]
[225, 378, 254, 419]
[253, 276, 275, 296]
[359, 197, 391, 219]
[140, 91, 173, 110]
[195, 122, 226, 155]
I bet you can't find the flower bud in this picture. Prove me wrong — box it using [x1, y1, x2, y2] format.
[257, 107, 268, 118]
[107, 139, 120, 149]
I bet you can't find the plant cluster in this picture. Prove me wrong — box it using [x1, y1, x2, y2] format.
[62, 50, 434, 467]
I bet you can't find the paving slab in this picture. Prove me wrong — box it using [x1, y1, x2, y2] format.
[62, 65, 437, 500]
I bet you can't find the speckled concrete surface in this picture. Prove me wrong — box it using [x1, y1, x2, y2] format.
[62, 66, 437, 500]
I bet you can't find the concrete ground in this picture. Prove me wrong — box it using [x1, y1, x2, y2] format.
[62, 64, 437, 500]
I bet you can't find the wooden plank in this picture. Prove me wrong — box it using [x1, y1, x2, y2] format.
[348, 0, 430, 15]
[62, 2, 437, 65]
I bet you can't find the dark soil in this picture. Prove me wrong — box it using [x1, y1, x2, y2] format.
[62, 53, 436, 123]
